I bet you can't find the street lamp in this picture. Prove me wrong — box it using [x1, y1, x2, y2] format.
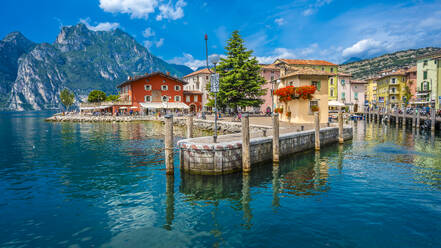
[205, 34, 220, 143]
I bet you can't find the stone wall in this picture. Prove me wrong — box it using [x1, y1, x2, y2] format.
[178, 126, 352, 175]
[46, 115, 271, 135]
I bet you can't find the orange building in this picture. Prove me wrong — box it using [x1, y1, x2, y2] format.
[113, 71, 201, 114]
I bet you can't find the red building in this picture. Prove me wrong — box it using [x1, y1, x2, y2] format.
[113, 71, 201, 114]
[183, 91, 203, 112]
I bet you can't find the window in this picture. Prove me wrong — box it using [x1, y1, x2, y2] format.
[354, 92, 358, 100]
[162, 79, 166, 83]
[206, 76, 209, 80]
[174, 95, 181, 102]
[341, 79, 345, 86]
[194, 95, 198, 102]
[312, 81, 321, 91]
[270, 76, 274, 81]
[309, 100, 318, 114]
[162, 95, 168, 102]
[144, 84, 152, 91]
[186, 95, 190, 102]
[423, 71, 428, 80]
[144, 95, 151, 102]
[423, 60, 428, 66]
[330, 68, 334, 73]
[330, 78, 334, 85]
[321, 67, 324, 71]
[330, 88, 334, 97]
[174, 85, 181, 91]
[161, 85, 168, 91]
[391, 78, 396, 84]
[289, 81, 293, 86]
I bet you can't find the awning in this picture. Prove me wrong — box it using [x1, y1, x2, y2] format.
[328, 100, 345, 107]
[416, 92, 429, 96]
[80, 105, 111, 110]
[140, 102, 164, 109]
[119, 107, 128, 109]
[162, 102, 190, 109]
[130, 106, 138, 109]
[140, 102, 190, 109]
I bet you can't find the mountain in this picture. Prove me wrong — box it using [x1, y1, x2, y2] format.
[1, 23, 192, 111]
[169, 63, 193, 76]
[342, 57, 361, 64]
[339, 47, 441, 79]
[0, 32, 35, 108]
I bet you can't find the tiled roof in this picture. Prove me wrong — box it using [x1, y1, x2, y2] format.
[260, 64, 279, 70]
[183, 68, 211, 78]
[338, 72, 352, 77]
[184, 90, 203, 95]
[281, 68, 335, 78]
[407, 66, 417, 72]
[350, 80, 367, 84]
[277, 58, 337, 66]
[117, 71, 187, 88]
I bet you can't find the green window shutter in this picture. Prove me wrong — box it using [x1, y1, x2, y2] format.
[318, 81, 321, 90]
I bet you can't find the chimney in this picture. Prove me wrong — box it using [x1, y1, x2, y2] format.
[167, 71, 170, 76]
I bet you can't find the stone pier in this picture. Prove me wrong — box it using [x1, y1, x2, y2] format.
[178, 126, 353, 175]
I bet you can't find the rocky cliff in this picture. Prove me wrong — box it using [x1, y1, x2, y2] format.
[1, 24, 193, 111]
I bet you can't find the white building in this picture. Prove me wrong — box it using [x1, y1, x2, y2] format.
[183, 68, 211, 110]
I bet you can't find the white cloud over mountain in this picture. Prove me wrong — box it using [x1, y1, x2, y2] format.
[99, 0, 186, 20]
[80, 18, 120, 31]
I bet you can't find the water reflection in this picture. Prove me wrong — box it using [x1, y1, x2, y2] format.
[164, 174, 175, 230]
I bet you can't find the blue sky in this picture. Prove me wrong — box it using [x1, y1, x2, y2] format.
[1, 0, 441, 69]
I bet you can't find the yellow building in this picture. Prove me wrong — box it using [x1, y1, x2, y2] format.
[273, 64, 331, 124]
[376, 70, 407, 109]
[274, 59, 338, 101]
[365, 77, 378, 109]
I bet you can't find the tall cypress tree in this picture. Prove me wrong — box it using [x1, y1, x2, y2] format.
[214, 30, 266, 112]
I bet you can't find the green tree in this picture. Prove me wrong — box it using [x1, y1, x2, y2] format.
[106, 94, 120, 101]
[210, 30, 266, 111]
[88, 90, 107, 102]
[60, 88, 74, 111]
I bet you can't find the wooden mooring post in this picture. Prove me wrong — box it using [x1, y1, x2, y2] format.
[186, 114, 193, 139]
[402, 108, 406, 127]
[242, 114, 251, 173]
[272, 113, 279, 164]
[165, 115, 174, 175]
[338, 108, 344, 144]
[314, 112, 320, 151]
[417, 111, 421, 128]
[431, 108, 436, 132]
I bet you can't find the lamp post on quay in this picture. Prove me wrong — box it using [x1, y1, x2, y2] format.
[205, 34, 220, 143]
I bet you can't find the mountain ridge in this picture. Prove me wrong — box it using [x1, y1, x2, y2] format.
[339, 47, 441, 79]
[0, 24, 192, 111]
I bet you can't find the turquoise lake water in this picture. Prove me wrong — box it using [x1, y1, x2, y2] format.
[1, 111, 441, 247]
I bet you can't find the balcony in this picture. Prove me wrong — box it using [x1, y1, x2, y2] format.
[389, 90, 399, 94]
[389, 80, 399, 85]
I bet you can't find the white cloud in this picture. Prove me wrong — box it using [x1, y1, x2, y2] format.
[155, 38, 164, 48]
[99, 0, 186, 20]
[142, 27, 155, 38]
[303, 0, 332, 16]
[275, 18, 286, 26]
[342, 39, 384, 58]
[143, 40, 153, 49]
[168, 53, 206, 70]
[156, 0, 187, 21]
[256, 48, 296, 64]
[302, 9, 314, 16]
[99, 0, 158, 19]
[79, 18, 120, 31]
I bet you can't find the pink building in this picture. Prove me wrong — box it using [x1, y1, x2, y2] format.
[260, 64, 280, 113]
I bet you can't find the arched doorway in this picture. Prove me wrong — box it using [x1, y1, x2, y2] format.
[190, 104, 196, 113]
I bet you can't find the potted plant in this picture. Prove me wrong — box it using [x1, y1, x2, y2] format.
[311, 105, 319, 112]
[286, 111, 291, 118]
